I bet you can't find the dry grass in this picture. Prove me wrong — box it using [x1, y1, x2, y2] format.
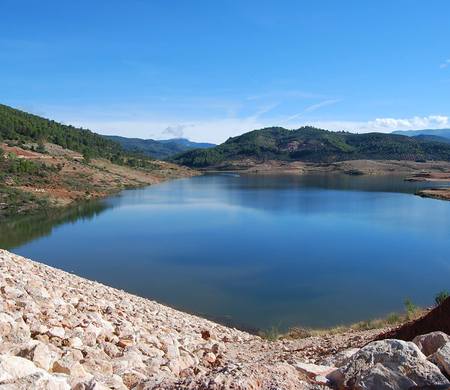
[261, 306, 429, 341]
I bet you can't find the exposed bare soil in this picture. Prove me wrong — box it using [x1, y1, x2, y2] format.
[0, 142, 197, 214]
[205, 159, 450, 201]
[206, 158, 450, 176]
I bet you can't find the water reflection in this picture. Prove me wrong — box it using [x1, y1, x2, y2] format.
[0, 201, 110, 249]
[2, 174, 450, 330]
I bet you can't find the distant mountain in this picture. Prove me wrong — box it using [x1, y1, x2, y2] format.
[105, 135, 215, 160]
[172, 126, 450, 168]
[392, 129, 450, 139]
[412, 134, 450, 144]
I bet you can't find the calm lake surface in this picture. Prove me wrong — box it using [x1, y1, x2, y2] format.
[2, 174, 450, 331]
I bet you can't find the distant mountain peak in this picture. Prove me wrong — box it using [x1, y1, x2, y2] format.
[104, 135, 215, 160]
[392, 128, 450, 139]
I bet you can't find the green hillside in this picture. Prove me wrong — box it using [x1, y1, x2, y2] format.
[173, 126, 450, 168]
[0, 104, 124, 162]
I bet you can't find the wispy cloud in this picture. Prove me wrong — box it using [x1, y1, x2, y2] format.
[248, 103, 280, 121]
[440, 59, 450, 69]
[283, 99, 341, 123]
[304, 99, 342, 113]
[245, 90, 325, 101]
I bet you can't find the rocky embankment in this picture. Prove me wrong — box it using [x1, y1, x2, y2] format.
[1, 249, 450, 389]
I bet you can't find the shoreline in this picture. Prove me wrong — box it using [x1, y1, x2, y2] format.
[201, 159, 450, 201]
[4, 148, 449, 219]
[199, 158, 450, 175]
[0, 249, 389, 389]
[1, 250, 449, 389]
[0, 141, 198, 218]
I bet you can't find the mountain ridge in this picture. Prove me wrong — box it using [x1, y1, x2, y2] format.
[104, 135, 215, 159]
[173, 126, 450, 168]
[392, 129, 450, 139]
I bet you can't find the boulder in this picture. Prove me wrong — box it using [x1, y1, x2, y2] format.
[329, 339, 450, 390]
[0, 313, 14, 337]
[20, 341, 60, 371]
[0, 355, 42, 381]
[0, 354, 70, 389]
[294, 362, 336, 385]
[321, 347, 360, 368]
[48, 326, 65, 339]
[52, 349, 84, 375]
[429, 341, 450, 377]
[68, 336, 83, 349]
[72, 378, 110, 390]
[413, 331, 450, 356]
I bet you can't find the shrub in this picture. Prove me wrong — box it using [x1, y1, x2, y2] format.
[83, 150, 92, 163]
[36, 139, 46, 153]
[386, 313, 401, 324]
[259, 325, 281, 341]
[435, 290, 449, 306]
[404, 298, 417, 320]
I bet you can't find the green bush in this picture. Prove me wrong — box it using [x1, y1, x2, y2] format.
[386, 313, 401, 324]
[404, 298, 417, 320]
[259, 325, 281, 341]
[36, 139, 46, 153]
[435, 290, 449, 306]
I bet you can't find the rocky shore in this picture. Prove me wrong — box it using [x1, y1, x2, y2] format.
[1, 249, 450, 389]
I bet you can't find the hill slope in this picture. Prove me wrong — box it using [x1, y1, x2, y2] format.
[0, 104, 195, 217]
[0, 104, 126, 162]
[392, 129, 450, 139]
[412, 134, 450, 144]
[105, 135, 215, 159]
[173, 126, 450, 168]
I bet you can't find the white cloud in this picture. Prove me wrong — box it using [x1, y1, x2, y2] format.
[440, 59, 450, 69]
[368, 115, 449, 131]
[307, 115, 449, 133]
[162, 124, 188, 138]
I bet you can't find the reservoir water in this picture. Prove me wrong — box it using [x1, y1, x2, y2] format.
[2, 173, 450, 331]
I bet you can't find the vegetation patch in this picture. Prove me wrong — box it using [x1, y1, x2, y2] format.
[173, 126, 450, 168]
[259, 296, 445, 341]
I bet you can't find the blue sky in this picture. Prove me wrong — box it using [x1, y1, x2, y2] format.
[1, 0, 450, 143]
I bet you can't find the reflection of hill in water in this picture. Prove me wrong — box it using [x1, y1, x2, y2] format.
[221, 173, 433, 193]
[198, 173, 439, 214]
[0, 201, 110, 249]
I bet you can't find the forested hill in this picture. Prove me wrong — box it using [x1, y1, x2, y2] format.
[105, 135, 215, 159]
[172, 126, 450, 168]
[0, 104, 125, 162]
